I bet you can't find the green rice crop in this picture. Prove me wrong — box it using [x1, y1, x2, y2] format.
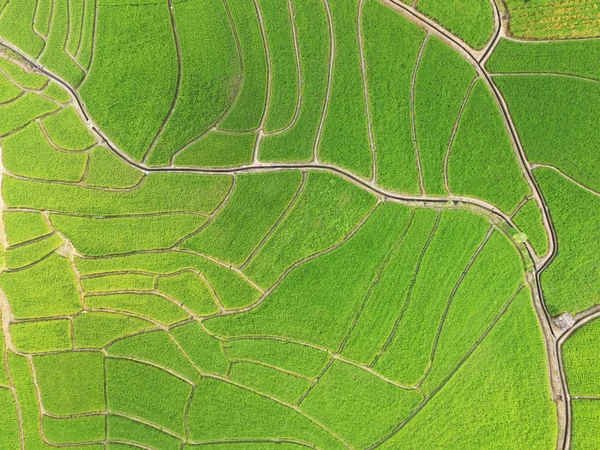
[107, 357, 191, 435]
[0, 312, 6, 386]
[108, 330, 200, 384]
[571, 400, 600, 449]
[76, 0, 95, 69]
[157, 272, 220, 316]
[3, 122, 87, 181]
[243, 171, 376, 288]
[170, 321, 229, 375]
[50, 213, 207, 255]
[43, 414, 105, 444]
[4, 173, 232, 215]
[535, 167, 600, 314]
[173, 131, 256, 167]
[229, 361, 310, 404]
[10, 318, 71, 353]
[85, 293, 189, 325]
[0, 253, 81, 319]
[147, 0, 240, 165]
[0, 387, 20, 449]
[74, 311, 153, 349]
[0, 93, 59, 136]
[207, 203, 411, 350]
[0, 71, 22, 102]
[187, 377, 345, 449]
[33, 351, 105, 415]
[0, 0, 44, 56]
[0, 57, 48, 89]
[319, 0, 371, 178]
[218, 0, 267, 131]
[301, 360, 422, 448]
[415, 37, 476, 196]
[512, 198, 549, 257]
[447, 80, 530, 213]
[259, 0, 299, 133]
[224, 338, 329, 378]
[33, 0, 52, 36]
[82, 273, 155, 293]
[9, 234, 64, 273]
[258, 0, 329, 162]
[495, 75, 600, 193]
[66, 0, 84, 56]
[563, 316, 600, 396]
[84, 147, 144, 188]
[184, 444, 300, 450]
[362, 0, 425, 194]
[43, 81, 71, 103]
[3, 211, 51, 246]
[40, 106, 96, 150]
[182, 170, 302, 265]
[107, 414, 181, 450]
[79, 3, 177, 160]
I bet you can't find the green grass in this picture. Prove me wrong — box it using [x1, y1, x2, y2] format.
[571, 400, 600, 450]
[157, 272, 220, 316]
[187, 377, 346, 449]
[318, 0, 371, 178]
[43, 81, 71, 103]
[173, 131, 256, 167]
[259, 0, 298, 133]
[33, 351, 105, 415]
[82, 273, 156, 293]
[495, 75, 600, 193]
[0, 92, 59, 136]
[229, 361, 310, 404]
[50, 213, 207, 255]
[301, 360, 422, 448]
[106, 357, 192, 436]
[3, 122, 87, 181]
[415, 37, 477, 196]
[79, 3, 177, 160]
[218, 0, 267, 131]
[0, 387, 21, 449]
[4, 172, 232, 215]
[84, 147, 144, 188]
[447, 80, 530, 212]
[3, 210, 51, 246]
[244, 171, 376, 287]
[147, 0, 240, 165]
[5, 233, 63, 269]
[10, 318, 71, 353]
[170, 321, 229, 375]
[512, 198, 549, 257]
[40, 106, 96, 150]
[0, 57, 48, 89]
[417, 0, 494, 50]
[107, 415, 181, 450]
[43, 414, 105, 444]
[182, 170, 302, 265]
[362, 0, 425, 194]
[258, 0, 329, 162]
[0, 0, 45, 56]
[207, 203, 411, 350]
[74, 312, 154, 349]
[0, 72, 22, 102]
[563, 316, 600, 396]
[535, 167, 600, 314]
[0, 253, 81, 319]
[224, 337, 329, 378]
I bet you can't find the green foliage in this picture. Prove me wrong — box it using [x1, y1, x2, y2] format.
[0, 0, 44, 56]
[244, 171, 376, 287]
[106, 357, 192, 435]
[415, 37, 476, 196]
[0, 387, 21, 449]
[79, 3, 177, 160]
[0, 93, 58, 136]
[302, 361, 422, 448]
[173, 131, 256, 167]
[258, 0, 329, 162]
[157, 272, 219, 316]
[219, 0, 267, 131]
[0, 71, 22, 103]
[512, 198, 549, 257]
[571, 400, 600, 449]
[10, 319, 71, 353]
[107, 415, 181, 450]
[170, 321, 229, 375]
[3, 211, 51, 246]
[82, 273, 155, 293]
[0, 253, 81, 319]
[33, 351, 105, 415]
[3, 122, 87, 181]
[40, 107, 96, 150]
[43, 414, 105, 444]
[182, 170, 302, 265]
[43, 82, 71, 103]
[417, 0, 494, 50]
[563, 317, 600, 396]
[0, 57, 47, 89]
[224, 338, 329, 378]
[84, 147, 144, 188]
[362, 0, 424, 194]
[74, 312, 154, 348]
[229, 361, 310, 404]
[448, 80, 530, 212]
[319, 0, 371, 178]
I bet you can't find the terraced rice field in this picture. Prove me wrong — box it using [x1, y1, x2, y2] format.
[0, 0, 597, 448]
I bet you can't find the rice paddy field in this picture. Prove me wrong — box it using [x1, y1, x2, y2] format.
[0, 0, 596, 448]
